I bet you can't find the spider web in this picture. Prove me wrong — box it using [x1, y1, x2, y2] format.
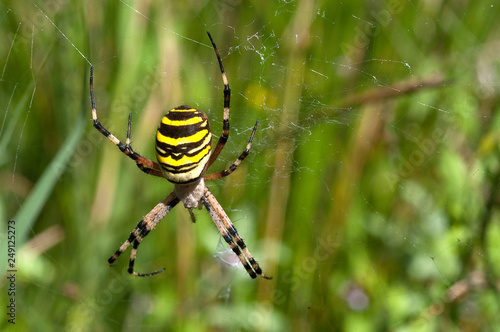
[1, 0, 500, 331]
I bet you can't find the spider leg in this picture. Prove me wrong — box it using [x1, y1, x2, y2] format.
[125, 112, 165, 177]
[204, 120, 258, 181]
[108, 192, 180, 277]
[188, 209, 196, 223]
[90, 66, 164, 178]
[202, 188, 271, 279]
[206, 31, 231, 169]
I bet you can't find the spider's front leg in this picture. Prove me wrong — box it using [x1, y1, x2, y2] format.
[108, 192, 180, 276]
[202, 188, 271, 279]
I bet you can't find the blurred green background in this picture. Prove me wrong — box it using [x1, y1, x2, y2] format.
[1, 0, 500, 331]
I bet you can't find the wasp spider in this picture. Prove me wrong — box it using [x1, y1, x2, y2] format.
[90, 32, 270, 279]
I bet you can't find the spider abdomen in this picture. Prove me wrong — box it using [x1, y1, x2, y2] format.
[155, 105, 213, 184]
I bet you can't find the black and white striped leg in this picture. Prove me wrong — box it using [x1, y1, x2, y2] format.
[206, 31, 231, 168]
[204, 120, 259, 181]
[202, 188, 271, 279]
[108, 192, 180, 276]
[90, 66, 164, 178]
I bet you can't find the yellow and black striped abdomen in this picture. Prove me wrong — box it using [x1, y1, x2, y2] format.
[155, 106, 212, 184]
